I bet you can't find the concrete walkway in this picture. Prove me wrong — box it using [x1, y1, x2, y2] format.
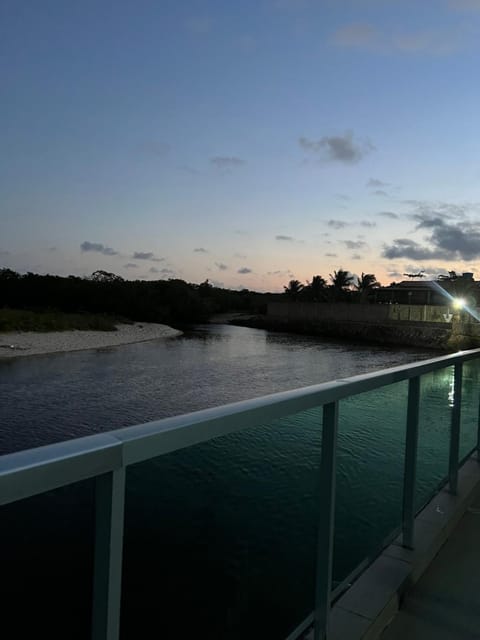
[381, 495, 480, 640]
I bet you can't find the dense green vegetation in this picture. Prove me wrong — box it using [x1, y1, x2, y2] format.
[0, 269, 280, 328]
[0, 308, 119, 333]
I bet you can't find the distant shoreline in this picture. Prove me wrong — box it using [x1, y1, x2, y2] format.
[0, 322, 182, 359]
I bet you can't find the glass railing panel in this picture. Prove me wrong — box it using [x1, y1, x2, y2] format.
[334, 380, 408, 584]
[415, 366, 454, 511]
[0, 479, 95, 639]
[122, 407, 323, 640]
[459, 358, 480, 461]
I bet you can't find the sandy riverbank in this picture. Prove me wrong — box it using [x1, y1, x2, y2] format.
[0, 322, 182, 359]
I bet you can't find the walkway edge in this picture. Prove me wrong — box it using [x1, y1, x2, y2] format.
[327, 455, 480, 640]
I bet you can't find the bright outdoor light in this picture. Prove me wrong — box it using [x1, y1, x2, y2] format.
[453, 298, 466, 309]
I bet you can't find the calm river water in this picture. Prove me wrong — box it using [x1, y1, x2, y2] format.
[1, 325, 479, 639]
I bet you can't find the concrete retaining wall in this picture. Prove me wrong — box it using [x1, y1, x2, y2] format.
[265, 302, 480, 350]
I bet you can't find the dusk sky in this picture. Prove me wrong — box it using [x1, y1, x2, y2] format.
[2, 0, 480, 292]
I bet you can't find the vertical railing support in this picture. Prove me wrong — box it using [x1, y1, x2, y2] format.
[449, 363, 463, 495]
[92, 468, 126, 640]
[402, 376, 420, 549]
[477, 365, 480, 462]
[314, 401, 339, 640]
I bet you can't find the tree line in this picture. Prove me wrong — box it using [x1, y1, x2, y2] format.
[284, 270, 380, 303]
[0, 269, 280, 324]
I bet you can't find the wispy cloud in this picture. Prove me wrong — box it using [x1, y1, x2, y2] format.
[300, 131, 374, 164]
[150, 266, 175, 275]
[238, 267, 252, 274]
[133, 251, 163, 261]
[124, 263, 138, 269]
[378, 211, 399, 219]
[367, 178, 389, 188]
[275, 235, 304, 243]
[215, 262, 228, 271]
[360, 220, 376, 228]
[194, 247, 208, 253]
[373, 190, 389, 197]
[345, 240, 367, 249]
[325, 252, 338, 257]
[210, 156, 245, 171]
[332, 22, 465, 55]
[327, 219, 348, 229]
[81, 241, 118, 256]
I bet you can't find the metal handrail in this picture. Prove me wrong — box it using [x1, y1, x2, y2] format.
[2, 347, 480, 640]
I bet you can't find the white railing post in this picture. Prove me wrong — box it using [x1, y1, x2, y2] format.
[448, 363, 463, 495]
[314, 401, 338, 640]
[402, 376, 420, 548]
[92, 468, 126, 640]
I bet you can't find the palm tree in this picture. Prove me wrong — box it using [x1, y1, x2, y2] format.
[304, 275, 327, 301]
[283, 279, 304, 300]
[355, 272, 380, 303]
[329, 269, 354, 301]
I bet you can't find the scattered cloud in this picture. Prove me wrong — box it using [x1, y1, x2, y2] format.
[124, 263, 138, 269]
[215, 262, 228, 271]
[81, 241, 118, 256]
[48, 247, 57, 252]
[179, 164, 201, 175]
[388, 270, 403, 280]
[345, 240, 367, 249]
[335, 194, 351, 201]
[367, 178, 389, 188]
[238, 267, 252, 274]
[299, 131, 374, 164]
[382, 238, 452, 261]
[360, 220, 376, 228]
[276, 235, 294, 241]
[267, 269, 294, 277]
[373, 190, 389, 197]
[352, 254, 363, 260]
[210, 156, 245, 171]
[133, 251, 163, 261]
[331, 22, 465, 55]
[325, 252, 338, 257]
[378, 211, 399, 219]
[194, 247, 208, 253]
[234, 252, 247, 259]
[150, 266, 175, 275]
[327, 219, 347, 229]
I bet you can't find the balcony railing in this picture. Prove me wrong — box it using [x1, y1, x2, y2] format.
[1, 348, 480, 640]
